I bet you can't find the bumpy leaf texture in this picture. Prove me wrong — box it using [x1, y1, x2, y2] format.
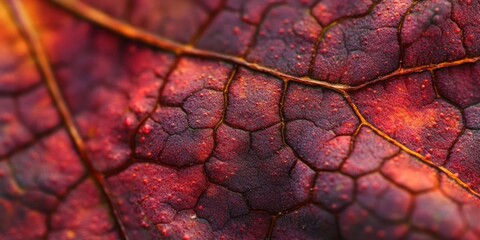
[0, 0, 479, 239]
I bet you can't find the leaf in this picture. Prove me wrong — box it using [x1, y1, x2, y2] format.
[0, 0, 479, 239]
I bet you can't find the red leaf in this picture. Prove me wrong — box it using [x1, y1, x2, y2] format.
[1, 0, 479, 239]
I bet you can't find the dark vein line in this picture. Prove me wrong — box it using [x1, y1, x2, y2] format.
[396, 0, 421, 68]
[242, 2, 285, 58]
[0, 125, 61, 161]
[429, 70, 470, 169]
[307, 0, 382, 76]
[214, 66, 238, 130]
[307, 21, 337, 76]
[337, 123, 364, 171]
[188, 0, 226, 46]
[429, 69, 442, 98]
[266, 214, 278, 240]
[5, 1, 129, 239]
[105, 56, 182, 178]
[42, 173, 90, 240]
[448, 8, 469, 58]
[0, 82, 42, 97]
[279, 80, 288, 146]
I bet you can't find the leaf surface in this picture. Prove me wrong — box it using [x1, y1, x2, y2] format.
[0, 0, 479, 239]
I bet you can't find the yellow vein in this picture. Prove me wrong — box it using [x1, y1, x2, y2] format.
[6, 0, 130, 238]
[50, 0, 347, 91]
[342, 91, 480, 198]
[52, 0, 480, 93]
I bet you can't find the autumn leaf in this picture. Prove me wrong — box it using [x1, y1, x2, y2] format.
[0, 0, 479, 239]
